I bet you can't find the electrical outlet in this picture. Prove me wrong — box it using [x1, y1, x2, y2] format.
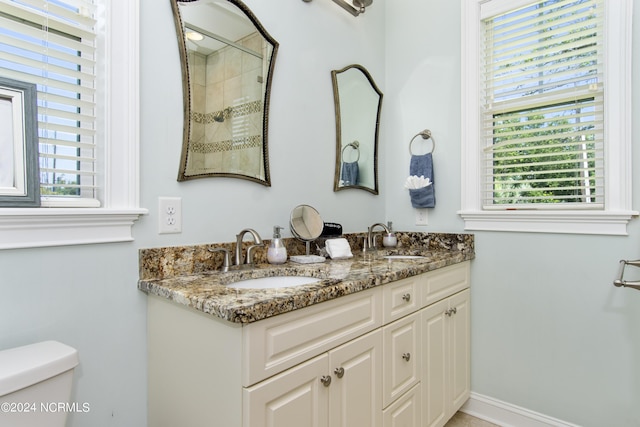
[158, 197, 182, 234]
[415, 208, 428, 226]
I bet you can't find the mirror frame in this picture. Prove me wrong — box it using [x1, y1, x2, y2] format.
[172, 0, 279, 186]
[331, 64, 382, 195]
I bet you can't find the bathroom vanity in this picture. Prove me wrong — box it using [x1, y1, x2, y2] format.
[139, 233, 473, 427]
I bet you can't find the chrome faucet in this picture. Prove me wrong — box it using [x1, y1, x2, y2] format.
[367, 222, 390, 250]
[235, 228, 264, 266]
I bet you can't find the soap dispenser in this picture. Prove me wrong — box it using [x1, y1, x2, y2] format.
[267, 226, 288, 264]
[382, 221, 397, 248]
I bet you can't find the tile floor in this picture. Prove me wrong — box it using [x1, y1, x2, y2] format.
[444, 411, 501, 427]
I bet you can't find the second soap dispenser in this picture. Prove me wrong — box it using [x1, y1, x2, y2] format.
[267, 225, 288, 264]
[382, 221, 397, 248]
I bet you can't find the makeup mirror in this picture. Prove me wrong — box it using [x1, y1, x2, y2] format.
[290, 205, 323, 256]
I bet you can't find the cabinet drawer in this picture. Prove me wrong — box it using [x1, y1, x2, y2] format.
[382, 384, 421, 427]
[243, 287, 381, 386]
[382, 312, 421, 408]
[382, 276, 421, 324]
[421, 261, 470, 308]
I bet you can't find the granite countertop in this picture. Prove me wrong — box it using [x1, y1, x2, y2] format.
[138, 232, 475, 324]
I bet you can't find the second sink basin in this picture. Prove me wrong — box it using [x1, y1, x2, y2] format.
[227, 276, 321, 289]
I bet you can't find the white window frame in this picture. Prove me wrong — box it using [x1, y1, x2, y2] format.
[0, 0, 147, 249]
[460, 0, 636, 235]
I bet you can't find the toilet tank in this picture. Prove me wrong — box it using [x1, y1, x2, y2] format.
[0, 340, 79, 427]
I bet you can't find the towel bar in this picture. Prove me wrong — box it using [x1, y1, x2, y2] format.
[613, 260, 640, 291]
[409, 129, 435, 155]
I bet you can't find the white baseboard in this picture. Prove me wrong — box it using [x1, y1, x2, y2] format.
[460, 392, 582, 427]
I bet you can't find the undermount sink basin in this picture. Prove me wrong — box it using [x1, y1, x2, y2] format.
[383, 255, 427, 260]
[227, 276, 321, 289]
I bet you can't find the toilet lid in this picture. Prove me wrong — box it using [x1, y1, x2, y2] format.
[0, 340, 79, 397]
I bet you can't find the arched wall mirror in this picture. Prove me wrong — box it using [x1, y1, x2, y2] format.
[171, 0, 279, 186]
[331, 64, 382, 195]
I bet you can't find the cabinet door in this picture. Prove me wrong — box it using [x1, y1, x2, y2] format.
[244, 354, 329, 427]
[382, 384, 421, 427]
[383, 312, 421, 408]
[421, 298, 449, 427]
[422, 290, 471, 427]
[329, 330, 382, 427]
[449, 289, 470, 412]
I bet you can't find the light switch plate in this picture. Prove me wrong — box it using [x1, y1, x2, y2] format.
[158, 197, 182, 234]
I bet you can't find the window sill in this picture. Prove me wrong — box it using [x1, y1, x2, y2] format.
[458, 210, 638, 236]
[0, 208, 148, 249]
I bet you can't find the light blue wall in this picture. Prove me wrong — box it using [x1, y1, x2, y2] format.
[0, 243, 146, 425]
[385, 1, 640, 426]
[140, 0, 387, 242]
[1, 0, 638, 426]
[384, 0, 463, 232]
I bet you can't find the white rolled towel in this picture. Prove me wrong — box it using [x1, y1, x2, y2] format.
[325, 238, 353, 260]
[404, 175, 432, 189]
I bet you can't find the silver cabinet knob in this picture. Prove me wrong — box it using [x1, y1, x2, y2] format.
[402, 352, 411, 362]
[320, 375, 332, 387]
[334, 367, 344, 378]
[402, 293, 411, 302]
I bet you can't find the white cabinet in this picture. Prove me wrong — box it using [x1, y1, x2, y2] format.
[382, 275, 421, 323]
[242, 286, 381, 386]
[420, 261, 470, 308]
[244, 330, 383, 427]
[146, 261, 470, 427]
[383, 384, 421, 427]
[382, 312, 420, 408]
[421, 298, 448, 427]
[422, 289, 470, 427]
[243, 354, 329, 427]
[328, 330, 382, 427]
[449, 289, 471, 413]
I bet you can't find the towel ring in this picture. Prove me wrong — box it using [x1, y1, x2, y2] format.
[409, 129, 435, 155]
[341, 141, 360, 162]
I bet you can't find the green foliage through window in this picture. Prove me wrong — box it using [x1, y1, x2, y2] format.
[490, 99, 600, 204]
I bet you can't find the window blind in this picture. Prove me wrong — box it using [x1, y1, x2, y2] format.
[0, 0, 98, 206]
[480, 0, 605, 209]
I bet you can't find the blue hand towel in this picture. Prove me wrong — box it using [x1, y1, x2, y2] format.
[409, 153, 435, 208]
[341, 161, 359, 186]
